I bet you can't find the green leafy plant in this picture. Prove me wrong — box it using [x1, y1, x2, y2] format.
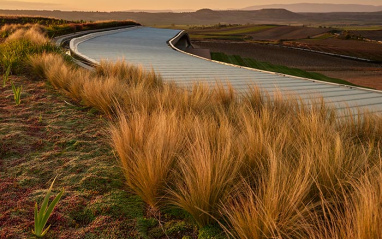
[32, 177, 64, 238]
[3, 64, 11, 87]
[11, 82, 22, 105]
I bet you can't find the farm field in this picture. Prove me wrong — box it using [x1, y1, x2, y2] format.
[187, 24, 330, 41]
[245, 25, 329, 40]
[188, 24, 382, 60]
[188, 24, 382, 68]
[285, 38, 382, 62]
[349, 29, 382, 41]
[194, 41, 382, 90]
[187, 24, 278, 41]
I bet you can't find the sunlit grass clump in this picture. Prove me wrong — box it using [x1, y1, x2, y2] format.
[0, 25, 59, 75]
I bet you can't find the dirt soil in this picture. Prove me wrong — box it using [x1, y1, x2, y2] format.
[248, 26, 328, 40]
[350, 30, 382, 41]
[193, 40, 382, 90]
[285, 38, 382, 62]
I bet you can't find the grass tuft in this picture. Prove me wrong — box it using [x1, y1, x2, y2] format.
[110, 110, 185, 211]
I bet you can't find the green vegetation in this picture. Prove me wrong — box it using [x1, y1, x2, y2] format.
[44, 20, 139, 38]
[208, 25, 276, 35]
[148, 24, 192, 29]
[11, 82, 22, 105]
[0, 24, 60, 74]
[2, 22, 382, 239]
[0, 17, 139, 39]
[211, 52, 357, 86]
[306, 32, 333, 40]
[2, 64, 11, 87]
[0, 16, 71, 28]
[32, 177, 64, 237]
[189, 34, 248, 41]
[188, 24, 277, 41]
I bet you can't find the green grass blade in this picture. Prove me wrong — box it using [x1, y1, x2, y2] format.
[37, 177, 56, 224]
[40, 189, 64, 231]
[33, 202, 38, 234]
[41, 224, 51, 237]
[2, 65, 11, 87]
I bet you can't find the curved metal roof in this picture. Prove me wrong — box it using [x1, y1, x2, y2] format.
[71, 26, 382, 115]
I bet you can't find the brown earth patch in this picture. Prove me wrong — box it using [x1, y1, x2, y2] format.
[193, 40, 382, 90]
[286, 38, 382, 61]
[350, 30, 382, 41]
[315, 70, 382, 90]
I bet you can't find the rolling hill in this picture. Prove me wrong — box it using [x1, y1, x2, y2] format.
[0, 8, 381, 25]
[243, 3, 382, 13]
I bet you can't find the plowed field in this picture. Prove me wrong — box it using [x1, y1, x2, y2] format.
[350, 30, 382, 41]
[248, 26, 328, 40]
[286, 38, 382, 62]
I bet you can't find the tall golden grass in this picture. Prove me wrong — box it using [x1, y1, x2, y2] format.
[0, 24, 59, 76]
[1, 24, 47, 44]
[29, 52, 382, 238]
[169, 117, 244, 226]
[110, 110, 185, 211]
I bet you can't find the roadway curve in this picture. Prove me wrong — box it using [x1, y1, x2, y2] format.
[70, 26, 382, 115]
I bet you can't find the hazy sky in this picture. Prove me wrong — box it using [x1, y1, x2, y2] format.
[1, 0, 382, 11]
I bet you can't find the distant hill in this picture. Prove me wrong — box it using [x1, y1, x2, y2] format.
[0, 9, 305, 25]
[253, 9, 304, 18]
[0, 9, 381, 25]
[123, 9, 194, 13]
[243, 3, 382, 13]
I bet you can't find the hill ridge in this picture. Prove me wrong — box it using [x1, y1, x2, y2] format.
[243, 3, 382, 13]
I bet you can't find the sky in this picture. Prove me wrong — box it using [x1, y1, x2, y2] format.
[1, 0, 382, 11]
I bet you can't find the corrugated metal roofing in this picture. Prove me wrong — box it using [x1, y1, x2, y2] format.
[71, 27, 382, 115]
